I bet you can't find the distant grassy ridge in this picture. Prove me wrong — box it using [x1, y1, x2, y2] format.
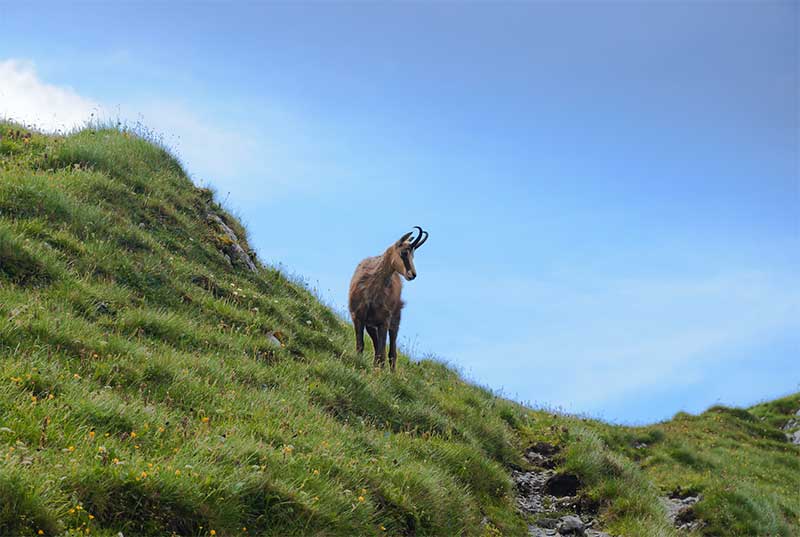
[0, 122, 797, 537]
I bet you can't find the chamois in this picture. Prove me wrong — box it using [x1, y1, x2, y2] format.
[348, 226, 429, 371]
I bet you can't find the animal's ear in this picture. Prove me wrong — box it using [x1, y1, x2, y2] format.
[396, 231, 413, 246]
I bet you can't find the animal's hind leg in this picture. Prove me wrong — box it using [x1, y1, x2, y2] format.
[354, 318, 365, 354]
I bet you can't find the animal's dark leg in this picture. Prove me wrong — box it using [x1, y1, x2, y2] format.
[354, 318, 365, 354]
[388, 327, 398, 372]
[375, 324, 386, 367]
[388, 309, 401, 372]
[366, 326, 382, 367]
[375, 324, 388, 368]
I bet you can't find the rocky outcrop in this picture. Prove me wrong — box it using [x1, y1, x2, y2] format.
[782, 409, 800, 445]
[206, 213, 257, 272]
[660, 492, 702, 532]
[513, 442, 614, 537]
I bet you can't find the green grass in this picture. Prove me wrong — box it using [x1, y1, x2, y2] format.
[0, 122, 797, 537]
[592, 395, 800, 536]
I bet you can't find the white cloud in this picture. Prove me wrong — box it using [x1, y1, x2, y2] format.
[0, 58, 334, 205]
[0, 59, 102, 132]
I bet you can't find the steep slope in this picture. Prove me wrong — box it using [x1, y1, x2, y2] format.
[0, 123, 797, 537]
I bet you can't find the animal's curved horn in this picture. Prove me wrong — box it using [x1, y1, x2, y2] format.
[398, 231, 414, 244]
[410, 226, 428, 249]
[414, 230, 428, 249]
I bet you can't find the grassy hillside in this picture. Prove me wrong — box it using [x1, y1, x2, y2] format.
[0, 122, 797, 537]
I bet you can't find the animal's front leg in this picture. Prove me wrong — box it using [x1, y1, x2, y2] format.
[374, 324, 388, 368]
[388, 328, 398, 372]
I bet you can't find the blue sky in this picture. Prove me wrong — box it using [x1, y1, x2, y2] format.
[1, 1, 797, 424]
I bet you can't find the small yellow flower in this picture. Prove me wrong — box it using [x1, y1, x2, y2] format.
[140, 471, 148, 479]
[380, 526, 386, 531]
[48, 393, 54, 400]
[210, 531, 217, 536]
[73, 373, 81, 379]
[88, 514, 94, 520]
[69, 508, 75, 514]
[282, 445, 294, 455]
[313, 469, 320, 476]
[112, 458, 120, 464]
[134, 444, 140, 449]
[175, 469, 181, 475]
[68, 446, 75, 452]
[357, 496, 365, 503]
[88, 431, 95, 439]
[130, 431, 137, 438]
[38, 531, 44, 535]
[75, 505, 82, 511]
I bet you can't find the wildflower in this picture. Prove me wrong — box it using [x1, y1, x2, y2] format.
[134, 445, 140, 449]
[48, 393, 54, 400]
[88, 514, 94, 520]
[38, 531, 44, 535]
[157, 426, 165, 433]
[201, 416, 210, 423]
[313, 469, 319, 476]
[68, 446, 75, 452]
[31, 395, 37, 403]
[282, 445, 294, 455]
[175, 469, 181, 475]
[357, 496, 365, 503]
[210, 531, 217, 536]
[69, 508, 75, 514]
[88, 431, 95, 439]
[130, 431, 137, 438]
[140, 471, 147, 479]
[73, 373, 81, 379]
[112, 458, 120, 464]
[380, 526, 386, 531]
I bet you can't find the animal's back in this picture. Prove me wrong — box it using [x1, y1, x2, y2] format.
[348, 256, 381, 313]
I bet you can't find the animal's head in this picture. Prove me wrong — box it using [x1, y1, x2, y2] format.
[390, 226, 429, 281]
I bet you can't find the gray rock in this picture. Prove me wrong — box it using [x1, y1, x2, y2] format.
[788, 430, 800, 445]
[585, 531, 613, 537]
[557, 515, 585, 535]
[661, 494, 702, 531]
[536, 518, 559, 529]
[206, 213, 257, 272]
[783, 409, 800, 432]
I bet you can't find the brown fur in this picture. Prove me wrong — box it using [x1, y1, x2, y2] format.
[348, 230, 425, 371]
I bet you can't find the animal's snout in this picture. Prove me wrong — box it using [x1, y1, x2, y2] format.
[406, 272, 416, 281]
